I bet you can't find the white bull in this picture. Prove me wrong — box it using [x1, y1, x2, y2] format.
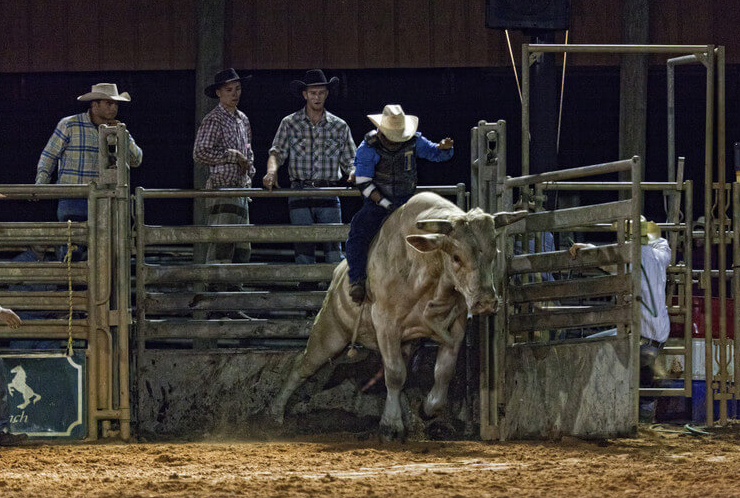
[269, 192, 525, 440]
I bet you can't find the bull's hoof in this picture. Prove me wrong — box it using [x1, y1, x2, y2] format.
[425, 419, 458, 440]
[418, 402, 437, 422]
[379, 423, 406, 443]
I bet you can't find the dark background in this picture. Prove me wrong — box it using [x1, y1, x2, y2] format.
[1, 65, 737, 226]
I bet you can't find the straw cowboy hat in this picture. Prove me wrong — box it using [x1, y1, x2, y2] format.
[368, 104, 419, 143]
[204, 68, 252, 98]
[77, 83, 131, 102]
[290, 69, 339, 97]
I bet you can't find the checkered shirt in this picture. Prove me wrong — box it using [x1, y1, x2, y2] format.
[193, 103, 255, 189]
[269, 108, 356, 181]
[35, 111, 143, 185]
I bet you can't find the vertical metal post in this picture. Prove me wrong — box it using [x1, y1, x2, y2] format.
[86, 184, 99, 440]
[115, 146, 132, 441]
[134, 188, 146, 437]
[631, 156, 643, 429]
[715, 46, 728, 425]
[683, 181, 693, 397]
[733, 183, 740, 409]
[496, 120, 507, 213]
[470, 123, 480, 211]
[703, 45, 715, 426]
[522, 44, 531, 177]
[667, 62, 675, 182]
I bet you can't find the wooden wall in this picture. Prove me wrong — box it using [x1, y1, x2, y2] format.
[1, 0, 739, 73]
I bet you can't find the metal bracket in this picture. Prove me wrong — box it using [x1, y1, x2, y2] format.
[529, 52, 542, 66]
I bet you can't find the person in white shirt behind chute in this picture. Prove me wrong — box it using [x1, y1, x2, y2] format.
[570, 217, 670, 423]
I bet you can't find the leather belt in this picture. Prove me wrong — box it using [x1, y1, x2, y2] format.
[640, 338, 664, 348]
[292, 179, 338, 188]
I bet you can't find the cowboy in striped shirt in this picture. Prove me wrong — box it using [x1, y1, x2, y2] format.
[193, 68, 255, 268]
[35, 83, 143, 222]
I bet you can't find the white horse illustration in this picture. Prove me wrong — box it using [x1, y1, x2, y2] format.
[7, 365, 41, 409]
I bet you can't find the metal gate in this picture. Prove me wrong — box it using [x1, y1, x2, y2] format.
[474, 121, 644, 439]
[0, 124, 133, 440]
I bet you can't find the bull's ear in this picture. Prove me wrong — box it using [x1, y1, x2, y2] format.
[406, 234, 446, 253]
[416, 219, 454, 234]
[493, 210, 528, 228]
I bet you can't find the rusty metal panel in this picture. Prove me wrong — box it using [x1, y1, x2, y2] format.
[0, 223, 88, 245]
[143, 224, 349, 245]
[509, 305, 631, 334]
[144, 263, 336, 285]
[0, 291, 88, 311]
[523, 200, 632, 232]
[144, 291, 326, 313]
[509, 274, 630, 303]
[143, 318, 313, 339]
[500, 336, 635, 439]
[0, 262, 88, 284]
[508, 243, 631, 275]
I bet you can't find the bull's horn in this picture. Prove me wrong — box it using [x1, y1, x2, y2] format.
[416, 219, 453, 234]
[493, 210, 528, 228]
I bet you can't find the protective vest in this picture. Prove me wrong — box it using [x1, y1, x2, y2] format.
[365, 130, 417, 199]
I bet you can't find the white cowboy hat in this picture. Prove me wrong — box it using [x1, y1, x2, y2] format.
[367, 104, 419, 143]
[77, 83, 131, 102]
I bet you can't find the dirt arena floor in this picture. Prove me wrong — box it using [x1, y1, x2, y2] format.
[1, 424, 740, 497]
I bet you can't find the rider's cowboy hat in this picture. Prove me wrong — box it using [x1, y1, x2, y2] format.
[367, 104, 419, 143]
[77, 83, 131, 102]
[204, 68, 252, 99]
[290, 69, 339, 97]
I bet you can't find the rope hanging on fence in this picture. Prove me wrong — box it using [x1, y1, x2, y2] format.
[505, 30, 523, 105]
[64, 219, 75, 357]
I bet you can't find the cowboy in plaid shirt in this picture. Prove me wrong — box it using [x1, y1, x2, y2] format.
[263, 70, 356, 266]
[193, 69, 255, 269]
[36, 83, 143, 222]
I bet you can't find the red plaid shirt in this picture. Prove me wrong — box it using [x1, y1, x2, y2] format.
[193, 103, 255, 188]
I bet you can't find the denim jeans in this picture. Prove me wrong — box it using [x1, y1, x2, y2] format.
[56, 199, 88, 262]
[346, 195, 410, 283]
[639, 341, 662, 421]
[288, 196, 344, 264]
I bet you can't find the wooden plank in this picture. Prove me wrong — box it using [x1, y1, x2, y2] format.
[431, 0, 468, 67]
[170, 0, 197, 69]
[97, 0, 139, 70]
[236, 0, 290, 69]
[144, 263, 337, 285]
[288, 0, 325, 68]
[137, 0, 175, 70]
[66, 0, 100, 71]
[144, 290, 326, 313]
[143, 318, 313, 339]
[324, 0, 360, 68]
[509, 305, 631, 334]
[508, 243, 631, 275]
[143, 224, 349, 245]
[29, 0, 69, 71]
[0, 1, 30, 71]
[523, 200, 632, 232]
[396, 0, 431, 67]
[509, 274, 631, 303]
[358, 0, 395, 67]
[568, 0, 621, 66]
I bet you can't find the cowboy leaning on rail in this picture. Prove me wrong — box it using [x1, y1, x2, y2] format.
[35, 83, 143, 223]
[346, 104, 454, 303]
[263, 69, 356, 273]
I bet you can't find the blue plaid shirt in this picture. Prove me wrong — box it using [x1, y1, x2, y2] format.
[35, 111, 143, 185]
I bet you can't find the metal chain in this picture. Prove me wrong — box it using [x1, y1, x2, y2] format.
[64, 219, 75, 357]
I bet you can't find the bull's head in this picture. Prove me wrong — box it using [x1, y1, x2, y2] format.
[406, 209, 527, 315]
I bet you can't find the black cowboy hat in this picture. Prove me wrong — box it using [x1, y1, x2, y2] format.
[204, 68, 253, 98]
[289, 69, 339, 97]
